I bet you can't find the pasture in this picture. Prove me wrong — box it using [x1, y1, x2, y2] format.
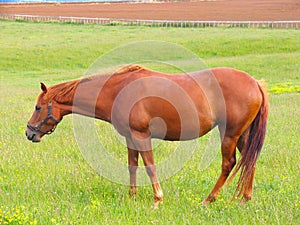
[0, 20, 300, 224]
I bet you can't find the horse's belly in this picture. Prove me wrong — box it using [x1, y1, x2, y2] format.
[149, 115, 214, 141]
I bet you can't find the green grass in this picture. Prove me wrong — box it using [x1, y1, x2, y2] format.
[1, 21, 299, 91]
[0, 20, 300, 224]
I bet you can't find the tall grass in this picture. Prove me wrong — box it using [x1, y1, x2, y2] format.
[0, 20, 299, 224]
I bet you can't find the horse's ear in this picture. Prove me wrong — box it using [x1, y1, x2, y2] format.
[40, 82, 48, 94]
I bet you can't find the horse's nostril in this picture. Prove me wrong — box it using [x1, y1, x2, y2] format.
[27, 133, 35, 141]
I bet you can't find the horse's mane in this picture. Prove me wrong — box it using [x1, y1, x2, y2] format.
[46, 79, 81, 104]
[115, 64, 144, 74]
[45, 65, 145, 104]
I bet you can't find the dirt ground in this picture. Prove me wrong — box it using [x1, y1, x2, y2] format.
[0, 0, 299, 21]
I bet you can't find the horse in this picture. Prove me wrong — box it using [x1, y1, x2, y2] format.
[26, 65, 268, 208]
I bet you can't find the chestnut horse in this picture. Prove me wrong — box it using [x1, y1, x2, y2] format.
[26, 65, 268, 207]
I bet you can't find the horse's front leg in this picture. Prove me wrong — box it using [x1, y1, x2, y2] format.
[126, 139, 139, 198]
[129, 131, 163, 208]
[127, 148, 139, 198]
[139, 150, 163, 208]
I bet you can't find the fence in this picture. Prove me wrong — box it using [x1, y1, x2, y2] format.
[1, 14, 299, 29]
[0, 0, 133, 2]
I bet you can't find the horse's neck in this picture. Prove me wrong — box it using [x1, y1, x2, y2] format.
[70, 74, 113, 122]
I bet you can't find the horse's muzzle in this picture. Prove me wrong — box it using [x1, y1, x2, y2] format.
[25, 129, 41, 142]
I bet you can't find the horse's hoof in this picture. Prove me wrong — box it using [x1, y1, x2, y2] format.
[128, 187, 138, 199]
[238, 196, 251, 206]
[201, 195, 215, 206]
[201, 200, 210, 206]
[152, 200, 163, 209]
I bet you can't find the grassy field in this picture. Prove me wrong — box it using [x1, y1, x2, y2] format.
[0, 20, 300, 224]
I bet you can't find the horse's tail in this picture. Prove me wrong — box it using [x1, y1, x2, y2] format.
[230, 80, 269, 199]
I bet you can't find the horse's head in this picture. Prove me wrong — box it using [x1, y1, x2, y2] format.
[26, 83, 62, 142]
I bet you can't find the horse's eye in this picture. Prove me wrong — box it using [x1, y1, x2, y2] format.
[35, 106, 41, 111]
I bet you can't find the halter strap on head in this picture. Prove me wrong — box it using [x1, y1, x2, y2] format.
[27, 101, 61, 135]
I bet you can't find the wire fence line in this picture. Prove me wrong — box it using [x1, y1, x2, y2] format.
[1, 14, 300, 29]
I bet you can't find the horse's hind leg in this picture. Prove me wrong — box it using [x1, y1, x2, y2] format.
[237, 128, 255, 204]
[202, 127, 238, 205]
